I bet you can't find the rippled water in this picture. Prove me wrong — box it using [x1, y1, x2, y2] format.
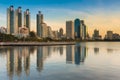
[0, 42, 120, 80]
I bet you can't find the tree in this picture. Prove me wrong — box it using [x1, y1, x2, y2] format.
[29, 31, 36, 38]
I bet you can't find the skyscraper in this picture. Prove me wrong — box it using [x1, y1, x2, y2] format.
[74, 18, 81, 39]
[24, 9, 30, 32]
[92, 29, 101, 40]
[81, 20, 87, 40]
[7, 5, 15, 34]
[36, 11, 44, 37]
[15, 7, 22, 34]
[66, 21, 74, 39]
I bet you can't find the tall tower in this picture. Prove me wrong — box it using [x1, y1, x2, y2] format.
[74, 18, 81, 39]
[7, 5, 15, 34]
[15, 7, 22, 34]
[81, 20, 87, 40]
[36, 11, 44, 37]
[24, 9, 30, 32]
[66, 21, 74, 39]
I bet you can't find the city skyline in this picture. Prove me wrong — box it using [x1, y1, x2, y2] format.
[0, 0, 120, 36]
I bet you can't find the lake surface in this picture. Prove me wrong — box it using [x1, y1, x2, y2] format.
[0, 42, 120, 80]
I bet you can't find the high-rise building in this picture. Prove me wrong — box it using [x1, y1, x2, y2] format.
[66, 21, 74, 39]
[92, 29, 102, 40]
[81, 20, 87, 40]
[37, 11, 41, 37]
[74, 19, 81, 38]
[15, 7, 22, 34]
[24, 9, 30, 32]
[41, 23, 48, 38]
[106, 31, 113, 40]
[36, 11, 44, 37]
[7, 5, 15, 34]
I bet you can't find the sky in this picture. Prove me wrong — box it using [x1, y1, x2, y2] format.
[0, 0, 120, 37]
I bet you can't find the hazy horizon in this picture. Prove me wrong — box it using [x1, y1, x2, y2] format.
[0, 0, 120, 37]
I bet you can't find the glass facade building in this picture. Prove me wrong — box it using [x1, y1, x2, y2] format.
[36, 11, 43, 37]
[15, 7, 22, 34]
[7, 6, 15, 34]
[24, 9, 30, 32]
[74, 19, 81, 38]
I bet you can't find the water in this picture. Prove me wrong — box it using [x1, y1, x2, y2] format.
[0, 42, 120, 80]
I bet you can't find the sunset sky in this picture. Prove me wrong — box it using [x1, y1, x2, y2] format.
[0, 0, 120, 37]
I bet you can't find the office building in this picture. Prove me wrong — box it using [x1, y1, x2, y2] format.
[66, 21, 74, 39]
[15, 7, 22, 34]
[7, 5, 15, 34]
[74, 18, 81, 38]
[81, 20, 87, 40]
[92, 29, 102, 40]
[41, 23, 48, 38]
[36, 11, 44, 37]
[24, 9, 30, 32]
[106, 31, 113, 40]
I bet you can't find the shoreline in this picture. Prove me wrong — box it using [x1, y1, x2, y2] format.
[0, 41, 120, 46]
[0, 42, 76, 46]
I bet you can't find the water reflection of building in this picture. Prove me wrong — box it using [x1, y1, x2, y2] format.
[13, 47, 22, 76]
[5, 45, 87, 79]
[7, 48, 14, 78]
[37, 47, 43, 72]
[6, 47, 30, 79]
[36, 46, 49, 72]
[94, 48, 99, 54]
[66, 45, 87, 65]
[75, 46, 81, 65]
[59, 47, 63, 56]
[16, 47, 22, 76]
[66, 45, 75, 64]
[107, 49, 113, 53]
[80, 47, 86, 62]
[23, 47, 30, 75]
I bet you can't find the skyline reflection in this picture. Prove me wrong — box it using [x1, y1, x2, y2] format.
[66, 45, 87, 65]
[6, 45, 88, 79]
[0, 42, 120, 80]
